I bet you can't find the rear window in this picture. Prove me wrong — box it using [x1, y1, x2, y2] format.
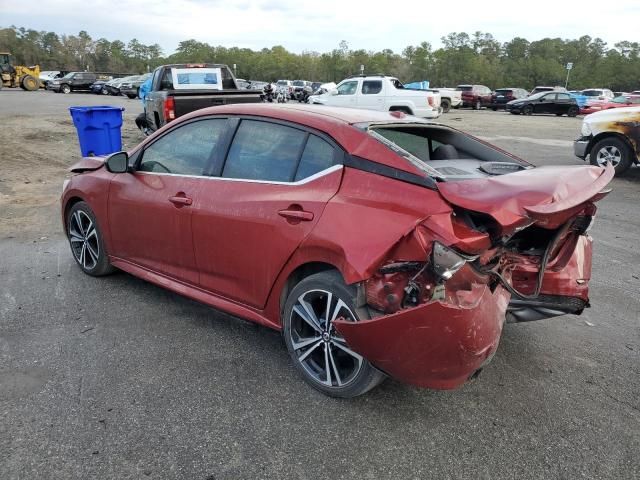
[495, 89, 513, 95]
[456, 86, 473, 91]
[582, 90, 603, 96]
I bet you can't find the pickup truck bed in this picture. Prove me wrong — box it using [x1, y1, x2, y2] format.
[144, 64, 262, 132]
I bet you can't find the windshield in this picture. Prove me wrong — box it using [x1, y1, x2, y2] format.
[62, 72, 75, 79]
[293, 81, 304, 86]
[277, 80, 288, 86]
[456, 86, 472, 91]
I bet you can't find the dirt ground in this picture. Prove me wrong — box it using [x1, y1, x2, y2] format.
[0, 105, 144, 239]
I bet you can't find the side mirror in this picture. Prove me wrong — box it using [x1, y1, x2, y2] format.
[329, 89, 339, 96]
[105, 151, 129, 173]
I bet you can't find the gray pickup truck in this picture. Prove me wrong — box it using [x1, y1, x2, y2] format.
[143, 63, 262, 133]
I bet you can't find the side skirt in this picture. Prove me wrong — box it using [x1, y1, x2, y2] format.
[109, 256, 281, 330]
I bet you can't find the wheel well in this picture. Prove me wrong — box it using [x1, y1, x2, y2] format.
[63, 196, 84, 231]
[587, 132, 637, 158]
[279, 262, 340, 317]
[389, 106, 413, 115]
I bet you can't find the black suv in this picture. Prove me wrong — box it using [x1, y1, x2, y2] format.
[490, 87, 529, 110]
[506, 91, 579, 117]
[48, 72, 97, 94]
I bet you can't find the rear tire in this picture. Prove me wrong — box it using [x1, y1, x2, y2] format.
[523, 105, 533, 115]
[61, 84, 71, 94]
[568, 106, 579, 117]
[440, 98, 451, 113]
[282, 271, 386, 398]
[589, 137, 634, 175]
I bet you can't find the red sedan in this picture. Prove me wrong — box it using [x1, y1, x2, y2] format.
[61, 104, 613, 397]
[580, 95, 640, 115]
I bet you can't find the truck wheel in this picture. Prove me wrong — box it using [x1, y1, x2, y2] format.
[61, 84, 71, 94]
[441, 98, 451, 113]
[589, 137, 633, 174]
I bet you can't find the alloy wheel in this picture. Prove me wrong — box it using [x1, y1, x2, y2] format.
[68, 210, 100, 270]
[288, 289, 363, 388]
[595, 145, 621, 167]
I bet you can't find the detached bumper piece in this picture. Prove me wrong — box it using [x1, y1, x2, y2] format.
[334, 284, 510, 390]
[507, 295, 587, 323]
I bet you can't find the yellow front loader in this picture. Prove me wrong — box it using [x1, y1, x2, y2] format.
[0, 52, 40, 91]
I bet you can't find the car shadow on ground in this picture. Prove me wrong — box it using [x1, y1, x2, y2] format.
[94, 267, 559, 409]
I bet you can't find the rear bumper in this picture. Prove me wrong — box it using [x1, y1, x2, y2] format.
[414, 107, 442, 118]
[334, 284, 510, 389]
[574, 136, 591, 159]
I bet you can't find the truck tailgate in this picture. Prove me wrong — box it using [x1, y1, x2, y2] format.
[172, 90, 262, 117]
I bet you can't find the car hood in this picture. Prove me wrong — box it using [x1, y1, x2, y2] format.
[507, 99, 525, 105]
[437, 164, 614, 234]
[584, 105, 640, 122]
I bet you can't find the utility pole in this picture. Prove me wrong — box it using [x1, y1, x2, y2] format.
[565, 62, 573, 89]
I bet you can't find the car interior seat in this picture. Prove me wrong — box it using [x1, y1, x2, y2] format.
[431, 144, 459, 160]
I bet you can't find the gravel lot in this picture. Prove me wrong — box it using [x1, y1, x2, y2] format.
[1, 89, 639, 480]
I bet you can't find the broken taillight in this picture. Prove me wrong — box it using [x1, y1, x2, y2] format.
[163, 97, 176, 122]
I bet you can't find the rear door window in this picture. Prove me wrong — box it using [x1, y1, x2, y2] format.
[362, 80, 382, 95]
[222, 120, 307, 182]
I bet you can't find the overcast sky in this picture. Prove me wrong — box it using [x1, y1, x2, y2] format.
[2, 0, 639, 54]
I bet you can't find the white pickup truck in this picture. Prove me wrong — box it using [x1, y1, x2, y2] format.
[428, 87, 462, 113]
[309, 75, 441, 118]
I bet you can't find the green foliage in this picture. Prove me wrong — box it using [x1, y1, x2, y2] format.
[2, 25, 640, 90]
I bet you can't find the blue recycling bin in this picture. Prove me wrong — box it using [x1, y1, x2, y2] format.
[69, 106, 125, 157]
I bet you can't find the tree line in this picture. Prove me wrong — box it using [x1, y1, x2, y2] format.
[2, 26, 640, 91]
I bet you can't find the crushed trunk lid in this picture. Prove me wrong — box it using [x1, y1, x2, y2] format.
[437, 164, 614, 233]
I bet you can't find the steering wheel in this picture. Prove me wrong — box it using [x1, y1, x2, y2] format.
[142, 160, 171, 173]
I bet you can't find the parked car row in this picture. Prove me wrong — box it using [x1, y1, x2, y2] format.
[44, 70, 151, 98]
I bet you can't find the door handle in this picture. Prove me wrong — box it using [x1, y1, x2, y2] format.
[168, 195, 192, 206]
[278, 209, 314, 222]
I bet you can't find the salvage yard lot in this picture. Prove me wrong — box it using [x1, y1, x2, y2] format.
[1, 89, 639, 479]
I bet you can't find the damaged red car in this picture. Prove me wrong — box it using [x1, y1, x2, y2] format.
[61, 104, 613, 397]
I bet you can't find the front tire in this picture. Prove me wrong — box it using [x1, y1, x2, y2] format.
[568, 106, 579, 117]
[589, 137, 634, 174]
[523, 105, 533, 115]
[66, 202, 115, 276]
[440, 98, 451, 113]
[473, 99, 481, 110]
[61, 84, 71, 94]
[283, 271, 385, 398]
